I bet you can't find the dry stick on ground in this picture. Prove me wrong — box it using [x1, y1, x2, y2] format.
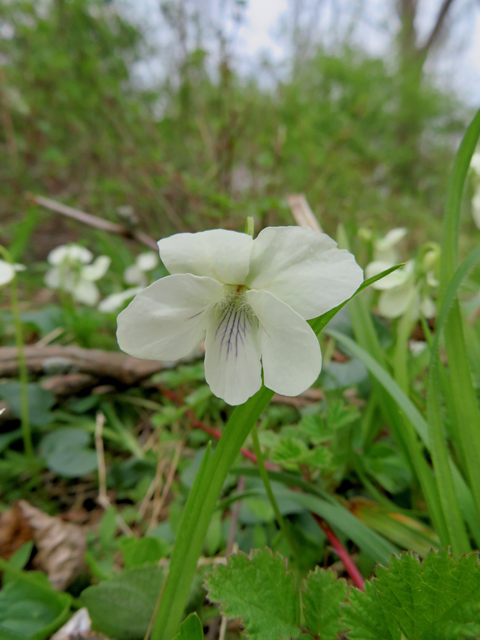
[95, 411, 134, 537]
[25, 189, 365, 589]
[147, 440, 184, 535]
[0, 345, 164, 384]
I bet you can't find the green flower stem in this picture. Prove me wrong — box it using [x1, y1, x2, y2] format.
[250, 425, 300, 564]
[0, 246, 32, 458]
[10, 274, 32, 458]
[151, 387, 274, 640]
[151, 266, 402, 640]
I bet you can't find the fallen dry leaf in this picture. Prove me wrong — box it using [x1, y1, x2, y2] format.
[19, 501, 86, 590]
[0, 503, 34, 560]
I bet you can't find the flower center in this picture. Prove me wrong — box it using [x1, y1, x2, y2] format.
[212, 285, 258, 359]
[218, 285, 255, 317]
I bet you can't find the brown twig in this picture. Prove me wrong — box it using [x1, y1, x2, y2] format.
[95, 411, 134, 537]
[147, 440, 184, 535]
[25, 193, 159, 251]
[0, 345, 164, 385]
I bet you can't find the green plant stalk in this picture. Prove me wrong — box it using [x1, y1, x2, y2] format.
[426, 244, 480, 554]
[152, 388, 274, 640]
[250, 426, 299, 563]
[438, 109, 480, 519]
[329, 330, 449, 545]
[9, 272, 32, 458]
[152, 266, 403, 640]
[393, 296, 416, 393]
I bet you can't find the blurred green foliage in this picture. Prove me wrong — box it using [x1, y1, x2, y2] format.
[0, 0, 469, 247]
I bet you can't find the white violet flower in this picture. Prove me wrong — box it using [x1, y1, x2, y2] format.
[44, 244, 110, 306]
[373, 227, 407, 264]
[117, 226, 363, 405]
[0, 260, 25, 286]
[366, 244, 439, 320]
[98, 251, 159, 313]
[470, 152, 480, 176]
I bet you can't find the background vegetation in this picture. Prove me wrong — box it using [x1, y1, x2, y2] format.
[1, 1, 480, 639]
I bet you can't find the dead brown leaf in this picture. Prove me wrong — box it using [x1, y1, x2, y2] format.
[0, 503, 34, 560]
[19, 501, 86, 590]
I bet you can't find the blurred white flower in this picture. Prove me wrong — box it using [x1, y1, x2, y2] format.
[44, 244, 110, 306]
[373, 228, 407, 263]
[0, 260, 25, 286]
[366, 244, 438, 320]
[117, 227, 363, 405]
[99, 251, 159, 313]
[470, 152, 480, 176]
[123, 251, 159, 287]
[98, 286, 144, 313]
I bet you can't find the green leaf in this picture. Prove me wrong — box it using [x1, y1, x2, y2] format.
[302, 568, 347, 640]
[39, 428, 97, 478]
[119, 537, 170, 569]
[0, 383, 55, 428]
[205, 549, 300, 640]
[344, 549, 480, 640]
[82, 565, 165, 640]
[343, 580, 400, 640]
[309, 264, 405, 336]
[0, 572, 71, 640]
[172, 613, 204, 640]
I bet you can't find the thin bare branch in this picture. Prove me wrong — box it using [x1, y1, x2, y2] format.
[421, 0, 456, 55]
[26, 193, 159, 251]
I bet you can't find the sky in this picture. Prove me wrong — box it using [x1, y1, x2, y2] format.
[127, 0, 480, 106]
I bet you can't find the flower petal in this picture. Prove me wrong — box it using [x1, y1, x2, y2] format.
[159, 230, 253, 285]
[472, 189, 480, 229]
[420, 295, 436, 319]
[98, 286, 144, 313]
[73, 280, 100, 306]
[124, 264, 147, 286]
[83, 255, 111, 281]
[246, 226, 363, 319]
[378, 282, 416, 318]
[47, 244, 93, 265]
[44, 267, 61, 289]
[365, 260, 413, 290]
[117, 274, 222, 361]
[246, 289, 321, 396]
[204, 305, 262, 405]
[470, 152, 480, 176]
[375, 228, 407, 251]
[0, 260, 15, 286]
[136, 251, 159, 272]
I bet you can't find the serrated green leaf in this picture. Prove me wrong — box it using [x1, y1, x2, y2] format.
[343, 580, 400, 640]
[344, 549, 480, 640]
[172, 613, 204, 640]
[298, 415, 332, 444]
[302, 568, 347, 640]
[205, 549, 300, 640]
[272, 437, 309, 467]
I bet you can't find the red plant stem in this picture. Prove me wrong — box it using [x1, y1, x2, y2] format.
[313, 515, 365, 590]
[159, 386, 276, 470]
[157, 385, 365, 590]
